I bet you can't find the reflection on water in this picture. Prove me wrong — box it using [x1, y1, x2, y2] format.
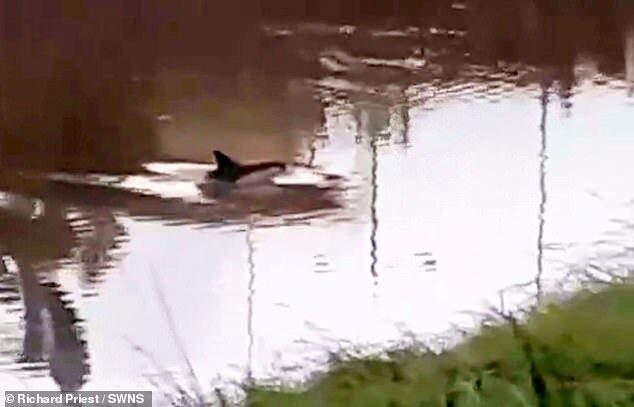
[245, 220, 256, 384]
[536, 81, 549, 302]
[1, 0, 634, 395]
[626, 20, 634, 94]
[0, 205, 89, 390]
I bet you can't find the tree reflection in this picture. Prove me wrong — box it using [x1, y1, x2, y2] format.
[0, 200, 89, 390]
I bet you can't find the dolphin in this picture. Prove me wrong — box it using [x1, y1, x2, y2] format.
[206, 150, 287, 184]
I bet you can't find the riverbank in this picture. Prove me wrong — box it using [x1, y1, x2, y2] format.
[245, 281, 634, 406]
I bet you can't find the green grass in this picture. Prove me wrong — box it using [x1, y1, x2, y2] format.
[245, 283, 634, 407]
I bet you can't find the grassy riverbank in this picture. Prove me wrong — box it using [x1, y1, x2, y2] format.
[245, 282, 634, 407]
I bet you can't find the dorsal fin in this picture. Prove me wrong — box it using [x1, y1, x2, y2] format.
[213, 150, 241, 174]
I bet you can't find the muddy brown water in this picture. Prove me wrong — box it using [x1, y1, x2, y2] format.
[1, 2, 634, 401]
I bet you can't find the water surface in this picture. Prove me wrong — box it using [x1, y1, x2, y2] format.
[1, 2, 634, 399]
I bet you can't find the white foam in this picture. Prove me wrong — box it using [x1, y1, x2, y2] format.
[142, 161, 212, 183]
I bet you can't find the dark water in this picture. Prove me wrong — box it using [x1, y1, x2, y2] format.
[1, 1, 634, 400]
